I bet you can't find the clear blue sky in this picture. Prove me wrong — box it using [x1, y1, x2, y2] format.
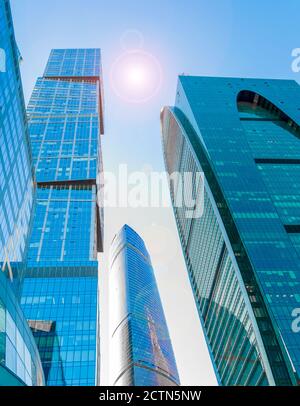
[10, 0, 300, 385]
[11, 0, 300, 173]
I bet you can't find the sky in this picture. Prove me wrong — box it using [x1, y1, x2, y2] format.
[10, 0, 300, 385]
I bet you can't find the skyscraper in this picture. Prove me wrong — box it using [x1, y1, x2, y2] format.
[0, 0, 44, 386]
[109, 224, 180, 386]
[161, 76, 300, 386]
[20, 49, 104, 386]
[0, 0, 34, 281]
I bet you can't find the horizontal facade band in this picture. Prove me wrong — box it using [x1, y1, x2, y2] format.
[255, 158, 300, 164]
[284, 225, 300, 233]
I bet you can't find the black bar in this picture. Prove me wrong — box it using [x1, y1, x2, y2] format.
[0, 386, 299, 403]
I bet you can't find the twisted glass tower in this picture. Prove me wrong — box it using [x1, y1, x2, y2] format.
[161, 76, 300, 386]
[109, 225, 180, 386]
[20, 49, 104, 386]
[0, 0, 44, 386]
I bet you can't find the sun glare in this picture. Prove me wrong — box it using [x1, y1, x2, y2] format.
[110, 50, 162, 103]
[126, 64, 147, 87]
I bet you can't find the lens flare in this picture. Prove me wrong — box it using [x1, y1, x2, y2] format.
[110, 50, 163, 103]
[120, 29, 144, 50]
[126, 64, 146, 86]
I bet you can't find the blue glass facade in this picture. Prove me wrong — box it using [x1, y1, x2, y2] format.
[109, 225, 180, 386]
[0, 0, 44, 386]
[161, 76, 300, 386]
[20, 48, 104, 386]
[0, 0, 33, 271]
[44, 48, 101, 78]
[0, 270, 44, 386]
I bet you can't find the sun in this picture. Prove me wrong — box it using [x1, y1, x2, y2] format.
[110, 50, 162, 103]
[126, 64, 147, 87]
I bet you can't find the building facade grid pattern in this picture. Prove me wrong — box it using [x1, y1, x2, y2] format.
[20, 48, 103, 386]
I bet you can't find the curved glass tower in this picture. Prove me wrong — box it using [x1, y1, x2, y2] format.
[161, 76, 300, 386]
[0, 0, 44, 385]
[109, 225, 180, 386]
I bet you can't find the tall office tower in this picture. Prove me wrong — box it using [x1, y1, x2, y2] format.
[0, 0, 44, 386]
[109, 224, 180, 386]
[161, 76, 300, 386]
[20, 49, 104, 386]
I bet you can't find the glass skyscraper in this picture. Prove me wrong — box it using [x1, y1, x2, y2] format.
[0, 0, 44, 386]
[161, 76, 300, 386]
[109, 224, 180, 386]
[0, 0, 34, 278]
[20, 49, 104, 386]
